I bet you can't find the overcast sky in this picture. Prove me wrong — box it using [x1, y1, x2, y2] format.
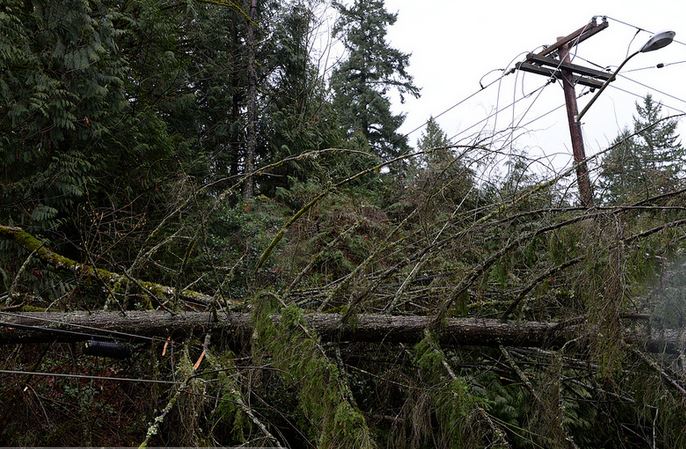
[379, 0, 686, 178]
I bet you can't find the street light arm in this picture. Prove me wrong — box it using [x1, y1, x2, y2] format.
[576, 50, 640, 122]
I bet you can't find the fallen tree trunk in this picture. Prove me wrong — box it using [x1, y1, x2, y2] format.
[0, 311, 680, 353]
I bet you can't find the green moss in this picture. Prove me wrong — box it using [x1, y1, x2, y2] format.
[321, 403, 374, 449]
[252, 296, 376, 449]
[412, 331, 480, 449]
[19, 304, 47, 312]
[206, 351, 251, 443]
[0, 225, 220, 308]
[138, 350, 190, 448]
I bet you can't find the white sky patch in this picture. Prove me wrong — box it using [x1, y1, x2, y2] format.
[382, 0, 686, 180]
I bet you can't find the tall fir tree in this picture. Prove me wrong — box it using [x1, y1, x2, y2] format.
[417, 116, 451, 168]
[330, 0, 419, 162]
[597, 128, 643, 203]
[633, 94, 684, 176]
[599, 94, 684, 203]
[412, 116, 475, 212]
[260, 1, 346, 195]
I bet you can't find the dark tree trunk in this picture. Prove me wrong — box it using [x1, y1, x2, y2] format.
[0, 311, 678, 353]
[242, 0, 258, 200]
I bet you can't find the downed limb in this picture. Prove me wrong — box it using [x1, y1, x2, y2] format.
[0, 310, 681, 353]
[0, 224, 239, 307]
[205, 350, 284, 447]
[631, 347, 686, 399]
[252, 301, 376, 449]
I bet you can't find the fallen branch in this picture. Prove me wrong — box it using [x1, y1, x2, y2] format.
[631, 347, 686, 398]
[0, 225, 239, 307]
[0, 311, 681, 353]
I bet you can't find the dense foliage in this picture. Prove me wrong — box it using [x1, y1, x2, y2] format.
[598, 95, 685, 203]
[1, 1, 686, 448]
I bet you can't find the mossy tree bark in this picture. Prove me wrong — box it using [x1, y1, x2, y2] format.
[0, 310, 679, 353]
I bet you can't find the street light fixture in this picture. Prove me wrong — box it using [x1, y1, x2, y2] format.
[640, 31, 676, 52]
[577, 31, 676, 121]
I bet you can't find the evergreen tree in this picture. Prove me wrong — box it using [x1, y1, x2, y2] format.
[633, 94, 684, 179]
[177, 1, 251, 182]
[599, 94, 684, 203]
[597, 128, 643, 203]
[417, 117, 451, 168]
[0, 0, 172, 229]
[260, 1, 346, 195]
[330, 0, 419, 161]
[412, 117, 475, 212]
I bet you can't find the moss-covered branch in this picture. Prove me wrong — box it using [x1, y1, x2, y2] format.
[0, 224, 238, 307]
[409, 331, 482, 448]
[252, 298, 376, 449]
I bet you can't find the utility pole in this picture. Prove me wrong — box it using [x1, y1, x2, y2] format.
[558, 41, 593, 207]
[516, 17, 612, 207]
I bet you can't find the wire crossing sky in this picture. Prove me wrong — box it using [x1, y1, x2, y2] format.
[382, 1, 686, 174]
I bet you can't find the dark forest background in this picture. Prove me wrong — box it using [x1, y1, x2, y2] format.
[1, 1, 686, 447]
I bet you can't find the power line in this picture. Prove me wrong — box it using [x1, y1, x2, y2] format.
[574, 55, 610, 71]
[448, 89, 593, 179]
[616, 73, 686, 107]
[400, 67, 515, 140]
[0, 311, 156, 342]
[573, 55, 686, 112]
[625, 60, 686, 73]
[402, 33, 585, 144]
[489, 90, 593, 147]
[607, 84, 686, 114]
[505, 80, 557, 142]
[0, 312, 205, 353]
[0, 319, 117, 341]
[490, 51, 532, 149]
[602, 16, 686, 48]
[519, 93, 588, 132]
[500, 27, 591, 148]
[448, 80, 554, 142]
[402, 47, 562, 143]
[0, 368, 179, 385]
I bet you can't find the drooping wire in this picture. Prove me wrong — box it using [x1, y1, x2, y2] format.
[0, 368, 179, 385]
[602, 16, 686, 48]
[484, 90, 593, 151]
[490, 51, 531, 149]
[0, 311, 208, 353]
[399, 67, 515, 140]
[607, 84, 686, 114]
[400, 45, 559, 144]
[438, 89, 594, 194]
[0, 311, 156, 342]
[447, 80, 554, 142]
[446, 88, 596, 188]
[520, 94, 586, 129]
[499, 21, 592, 157]
[0, 319, 119, 342]
[393, 33, 590, 148]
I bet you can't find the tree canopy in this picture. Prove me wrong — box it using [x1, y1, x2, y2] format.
[1, 2, 686, 448]
[598, 94, 685, 203]
[330, 0, 419, 162]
